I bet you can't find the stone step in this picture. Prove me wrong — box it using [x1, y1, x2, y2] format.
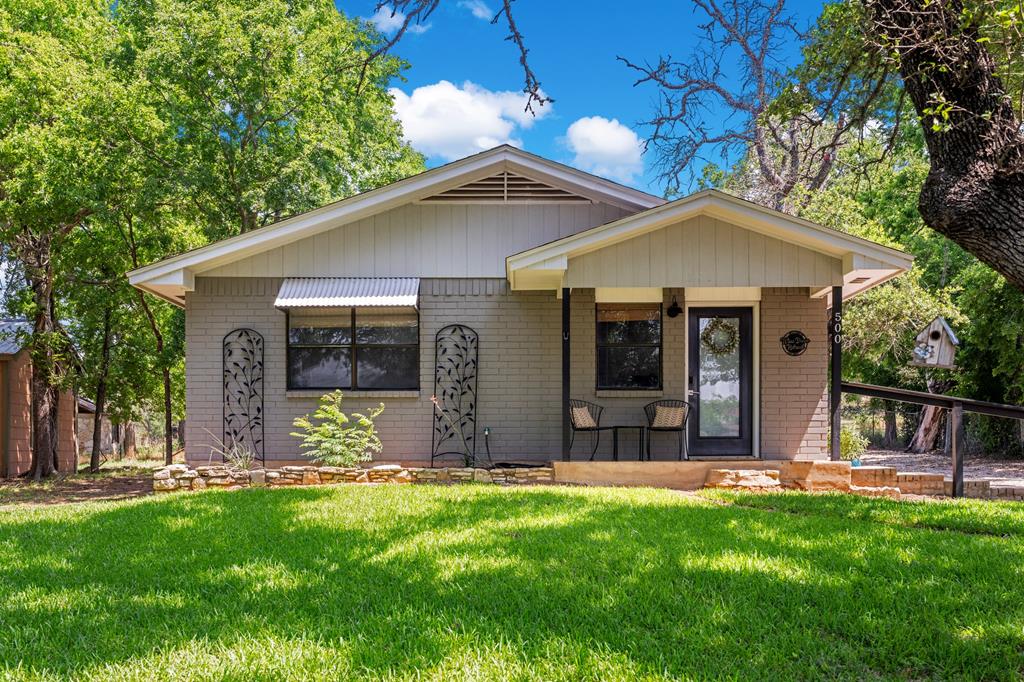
[896, 471, 945, 496]
[705, 469, 781, 489]
[849, 484, 901, 500]
[850, 466, 898, 489]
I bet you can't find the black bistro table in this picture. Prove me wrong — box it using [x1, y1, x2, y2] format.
[611, 425, 646, 461]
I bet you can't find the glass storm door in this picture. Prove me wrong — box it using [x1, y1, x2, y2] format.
[687, 307, 753, 456]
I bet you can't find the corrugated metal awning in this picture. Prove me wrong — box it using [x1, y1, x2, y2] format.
[275, 278, 419, 309]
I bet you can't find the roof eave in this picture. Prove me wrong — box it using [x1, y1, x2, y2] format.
[127, 146, 665, 291]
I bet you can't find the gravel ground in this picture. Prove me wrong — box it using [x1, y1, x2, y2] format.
[859, 449, 1024, 486]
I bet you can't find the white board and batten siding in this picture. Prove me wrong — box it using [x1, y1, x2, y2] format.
[565, 215, 844, 289]
[201, 202, 631, 279]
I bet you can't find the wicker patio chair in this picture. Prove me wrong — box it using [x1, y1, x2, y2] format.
[568, 399, 614, 461]
[643, 400, 691, 461]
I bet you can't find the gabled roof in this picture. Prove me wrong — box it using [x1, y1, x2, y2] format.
[506, 189, 913, 300]
[0, 319, 30, 356]
[127, 146, 665, 306]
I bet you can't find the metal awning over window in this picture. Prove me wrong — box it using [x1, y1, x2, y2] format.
[275, 278, 420, 309]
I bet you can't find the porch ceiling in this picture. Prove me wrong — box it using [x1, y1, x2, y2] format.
[506, 189, 912, 300]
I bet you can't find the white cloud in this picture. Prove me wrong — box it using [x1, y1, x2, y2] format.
[390, 80, 551, 161]
[367, 7, 429, 35]
[458, 0, 494, 20]
[565, 116, 644, 183]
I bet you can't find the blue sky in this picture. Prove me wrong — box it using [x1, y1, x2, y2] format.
[340, 0, 828, 196]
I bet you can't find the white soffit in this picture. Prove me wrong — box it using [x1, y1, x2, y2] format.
[275, 278, 420, 309]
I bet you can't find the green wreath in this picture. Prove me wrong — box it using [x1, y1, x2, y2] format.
[701, 318, 739, 356]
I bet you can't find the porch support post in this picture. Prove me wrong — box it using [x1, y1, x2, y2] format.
[561, 287, 571, 461]
[830, 286, 843, 461]
[951, 401, 964, 498]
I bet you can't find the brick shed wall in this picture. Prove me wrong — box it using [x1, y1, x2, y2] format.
[2, 350, 77, 477]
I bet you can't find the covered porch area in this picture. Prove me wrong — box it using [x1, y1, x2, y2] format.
[505, 190, 912, 464]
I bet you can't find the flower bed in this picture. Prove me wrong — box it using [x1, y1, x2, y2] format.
[152, 463, 554, 492]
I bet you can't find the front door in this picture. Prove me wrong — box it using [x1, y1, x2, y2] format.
[687, 307, 754, 456]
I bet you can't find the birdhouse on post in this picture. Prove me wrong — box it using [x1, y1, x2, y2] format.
[910, 316, 959, 369]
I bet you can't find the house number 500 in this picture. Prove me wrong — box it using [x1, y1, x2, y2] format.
[832, 312, 842, 345]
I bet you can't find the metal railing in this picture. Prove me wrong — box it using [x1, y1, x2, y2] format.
[842, 381, 1024, 497]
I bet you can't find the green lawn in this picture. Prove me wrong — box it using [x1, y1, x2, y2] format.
[1, 485, 1022, 680]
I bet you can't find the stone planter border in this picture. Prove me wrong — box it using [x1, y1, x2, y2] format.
[153, 463, 554, 493]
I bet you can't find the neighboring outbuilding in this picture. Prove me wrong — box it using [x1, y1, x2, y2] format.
[128, 146, 912, 467]
[0, 319, 78, 477]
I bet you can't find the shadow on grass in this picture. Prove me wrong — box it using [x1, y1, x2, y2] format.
[0, 485, 1022, 679]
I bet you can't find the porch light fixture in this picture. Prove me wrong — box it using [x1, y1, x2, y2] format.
[666, 297, 682, 318]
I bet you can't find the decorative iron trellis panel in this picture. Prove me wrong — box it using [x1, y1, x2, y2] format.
[432, 324, 479, 467]
[223, 328, 265, 464]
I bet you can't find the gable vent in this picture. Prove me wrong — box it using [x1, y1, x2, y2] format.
[421, 171, 593, 204]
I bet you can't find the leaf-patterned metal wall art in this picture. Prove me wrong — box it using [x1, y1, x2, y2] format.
[432, 324, 479, 467]
[223, 328, 265, 464]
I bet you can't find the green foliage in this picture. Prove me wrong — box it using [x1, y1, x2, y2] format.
[0, 485, 1023, 678]
[839, 426, 869, 461]
[115, 0, 424, 238]
[291, 391, 384, 466]
[1, 0, 425, 470]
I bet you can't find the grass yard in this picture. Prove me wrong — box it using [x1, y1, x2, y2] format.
[1, 485, 1022, 680]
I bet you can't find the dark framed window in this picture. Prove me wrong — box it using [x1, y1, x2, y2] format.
[287, 307, 419, 390]
[596, 303, 662, 390]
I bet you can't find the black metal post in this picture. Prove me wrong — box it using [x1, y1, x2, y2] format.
[951, 401, 964, 498]
[830, 286, 843, 461]
[562, 287, 571, 462]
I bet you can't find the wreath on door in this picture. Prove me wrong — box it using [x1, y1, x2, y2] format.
[701, 318, 739, 356]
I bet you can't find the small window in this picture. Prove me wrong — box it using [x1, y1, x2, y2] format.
[287, 307, 419, 390]
[596, 304, 662, 390]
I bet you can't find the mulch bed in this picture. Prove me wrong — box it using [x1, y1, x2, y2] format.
[0, 469, 154, 507]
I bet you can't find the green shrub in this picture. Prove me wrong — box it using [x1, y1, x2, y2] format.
[840, 426, 869, 461]
[291, 391, 384, 466]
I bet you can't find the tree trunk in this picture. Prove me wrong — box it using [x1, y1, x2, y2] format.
[908, 405, 944, 453]
[882, 400, 898, 449]
[123, 423, 136, 459]
[866, 0, 1024, 291]
[90, 306, 113, 473]
[26, 254, 59, 481]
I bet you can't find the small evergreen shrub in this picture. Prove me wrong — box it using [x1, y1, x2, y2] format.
[291, 391, 385, 466]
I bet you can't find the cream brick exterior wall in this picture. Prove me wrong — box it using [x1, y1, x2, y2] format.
[184, 278, 828, 465]
[759, 287, 829, 458]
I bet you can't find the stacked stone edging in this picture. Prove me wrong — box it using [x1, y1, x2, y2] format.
[153, 463, 554, 493]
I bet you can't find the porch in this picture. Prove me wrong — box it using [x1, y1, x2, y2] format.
[550, 458, 852, 491]
[504, 191, 913, 464]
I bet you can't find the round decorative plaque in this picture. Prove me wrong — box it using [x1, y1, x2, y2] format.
[780, 330, 810, 356]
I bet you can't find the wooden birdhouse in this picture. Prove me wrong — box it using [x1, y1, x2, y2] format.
[910, 316, 959, 369]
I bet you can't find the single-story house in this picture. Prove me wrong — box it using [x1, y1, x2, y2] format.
[128, 146, 911, 468]
[0, 319, 79, 476]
